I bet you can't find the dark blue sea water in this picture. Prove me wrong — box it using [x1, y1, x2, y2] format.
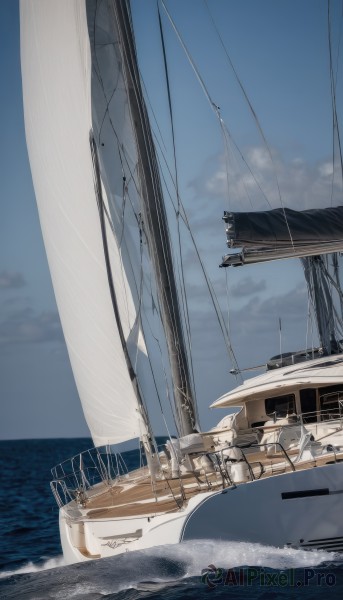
[1, 438, 343, 599]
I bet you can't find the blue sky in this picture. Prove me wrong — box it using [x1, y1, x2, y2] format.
[1, 0, 342, 440]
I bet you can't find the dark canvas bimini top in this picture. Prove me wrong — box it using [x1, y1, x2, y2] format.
[221, 206, 343, 266]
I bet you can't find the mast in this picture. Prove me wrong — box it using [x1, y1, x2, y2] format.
[302, 255, 340, 355]
[112, 0, 198, 436]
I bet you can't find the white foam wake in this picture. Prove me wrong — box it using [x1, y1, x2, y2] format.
[144, 540, 341, 577]
[0, 555, 66, 579]
[1, 540, 340, 590]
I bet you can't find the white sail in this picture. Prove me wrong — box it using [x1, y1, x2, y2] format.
[20, 0, 146, 445]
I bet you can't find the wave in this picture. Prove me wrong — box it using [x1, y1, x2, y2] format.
[1, 540, 340, 579]
[0, 555, 66, 579]
[155, 539, 343, 574]
[1, 540, 341, 593]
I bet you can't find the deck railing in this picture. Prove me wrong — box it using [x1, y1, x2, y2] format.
[50, 444, 148, 508]
[51, 439, 298, 508]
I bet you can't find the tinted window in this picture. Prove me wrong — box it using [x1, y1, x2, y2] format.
[265, 394, 295, 419]
[319, 385, 343, 418]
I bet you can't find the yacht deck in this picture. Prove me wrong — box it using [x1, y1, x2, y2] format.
[64, 448, 343, 521]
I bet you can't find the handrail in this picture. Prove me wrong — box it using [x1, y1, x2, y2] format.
[215, 441, 295, 481]
[250, 404, 343, 430]
[49, 440, 302, 509]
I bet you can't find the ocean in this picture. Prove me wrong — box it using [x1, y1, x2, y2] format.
[1, 438, 343, 599]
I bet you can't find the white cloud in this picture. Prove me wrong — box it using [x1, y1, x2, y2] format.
[247, 146, 273, 171]
[318, 162, 333, 177]
[193, 145, 342, 213]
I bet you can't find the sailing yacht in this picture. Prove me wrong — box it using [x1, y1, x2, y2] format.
[20, 0, 343, 563]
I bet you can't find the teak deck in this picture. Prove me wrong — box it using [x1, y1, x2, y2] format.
[82, 471, 222, 519]
[73, 450, 343, 521]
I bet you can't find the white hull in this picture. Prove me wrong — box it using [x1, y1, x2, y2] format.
[60, 461, 343, 563]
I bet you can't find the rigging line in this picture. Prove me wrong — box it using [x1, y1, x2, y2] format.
[154, 114, 249, 375]
[153, 137, 180, 214]
[144, 276, 181, 434]
[104, 184, 180, 408]
[203, 0, 277, 204]
[92, 5, 152, 223]
[319, 258, 337, 335]
[90, 131, 154, 441]
[333, 252, 343, 322]
[157, 3, 196, 399]
[97, 70, 121, 146]
[190, 224, 242, 380]
[92, 162, 163, 438]
[101, 185, 141, 321]
[91, 7, 148, 223]
[160, 0, 273, 211]
[305, 291, 312, 353]
[161, 0, 298, 251]
[95, 80, 143, 214]
[142, 146, 195, 428]
[318, 256, 343, 309]
[92, 0, 119, 146]
[325, 254, 335, 334]
[331, 301, 343, 338]
[118, 32, 183, 352]
[333, 1, 343, 87]
[220, 114, 273, 210]
[165, 180, 242, 375]
[152, 114, 241, 374]
[128, 108, 197, 424]
[103, 194, 132, 333]
[118, 149, 128, 247]
[140, 75, 168, 155]
[150, 106, 241, 376]
[202, 0, 296, 246]
[115, 4, 197, 431]
[103, 147, 133, 333]
[224, 267, 240, 374]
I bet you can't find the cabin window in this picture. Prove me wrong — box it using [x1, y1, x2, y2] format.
[319, 385, 343, 420]
[300, 388, 317, 423]
[265, 394, 295, 419]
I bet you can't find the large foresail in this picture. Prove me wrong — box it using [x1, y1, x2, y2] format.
[20, 0, 199, 444]
[20, 0, 146, 446]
